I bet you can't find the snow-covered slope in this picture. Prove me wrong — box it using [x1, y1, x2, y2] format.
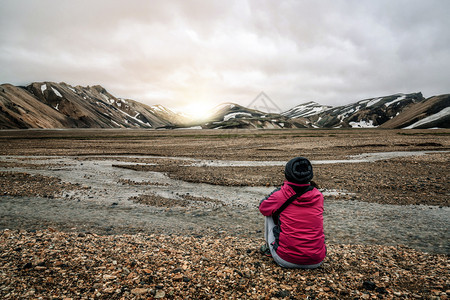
[281, 101, 332, 118]
[203, 102, 304, 129]
[312, 93, 425, 128]
[404, 107, 450, 129]
[381, 94, 450, 129]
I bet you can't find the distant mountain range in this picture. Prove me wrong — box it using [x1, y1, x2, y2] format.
[0, 81, 449, 129]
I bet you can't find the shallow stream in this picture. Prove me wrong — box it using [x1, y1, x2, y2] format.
[0, 152, 448, 254]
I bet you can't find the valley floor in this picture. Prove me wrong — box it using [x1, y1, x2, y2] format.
[0, 128, 448, 299]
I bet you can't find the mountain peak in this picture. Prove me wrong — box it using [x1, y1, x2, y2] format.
[0, 83, 448, 129]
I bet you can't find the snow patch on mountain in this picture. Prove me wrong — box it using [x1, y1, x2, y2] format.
[385, 95, 406, 107]
[349, 120, 375, 128]
[117, 109, 152, 127]
[282, 101, 332, 118]
[224, 112, 252, 121]
[366, 98, 382, 107]
[404, 107, 450, 129]
[51, 87, 62, 98]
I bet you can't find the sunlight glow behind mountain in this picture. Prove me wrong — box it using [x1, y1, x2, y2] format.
[179, 101, 215, 121]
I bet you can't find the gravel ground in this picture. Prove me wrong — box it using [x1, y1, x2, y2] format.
[1, 229, 448, 299]
[0, 129, 449, 299]
[0, 171, 83, 198]
[112, 153, 449, 206]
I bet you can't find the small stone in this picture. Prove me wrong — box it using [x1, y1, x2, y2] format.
[155, 290, 165, 299]
[103, 274, 117, 280]
[362, 281, 376, 290]
[131, 288, 148, 295]
[376, 287, 387, 294]
[173, 274, 183, 281]
[23, 262, 33, 269]
[273, 290, 290, 298]
[280, 284, 292, 291]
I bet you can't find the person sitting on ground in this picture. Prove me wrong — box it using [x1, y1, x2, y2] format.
[259, 157, 326, 269]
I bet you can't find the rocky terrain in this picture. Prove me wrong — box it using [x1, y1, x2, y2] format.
[202, 103, 300, 129]
[381, 94, 450, 129]
[1, 229, 448, 299]
[310, 93, 426, 128]
[1, 82, 449, 129]
[281, 101, 333, 119]
[0, 128, 449, 299]
[0, 82, 188, 129]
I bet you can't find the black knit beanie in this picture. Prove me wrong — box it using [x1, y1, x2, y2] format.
[284, 157, 313, 184]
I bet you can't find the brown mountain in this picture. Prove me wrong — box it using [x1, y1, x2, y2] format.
[0, 83, 72, 129]
[1, 82, 448, 130]
[380, 94, 450, 129]
[0, 82, 186, 129]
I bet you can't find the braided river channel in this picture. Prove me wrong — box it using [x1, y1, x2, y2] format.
[0, 152, 448, 254]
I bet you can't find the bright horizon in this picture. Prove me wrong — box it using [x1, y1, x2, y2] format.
[176, 101, 218, 120]
[1, 0, 449, 112]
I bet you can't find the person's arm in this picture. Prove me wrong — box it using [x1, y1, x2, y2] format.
[258, 187, 283, 216]
[259, 187, 280, 206]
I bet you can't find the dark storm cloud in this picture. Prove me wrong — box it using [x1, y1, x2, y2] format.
[1, 0, 449, 111]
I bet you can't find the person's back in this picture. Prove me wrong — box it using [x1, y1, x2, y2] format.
[259, 157, 326, 268]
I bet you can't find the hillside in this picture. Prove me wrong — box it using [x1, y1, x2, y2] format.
[203, 103, 305, 129]
[0, 82, 188, 129]
[310, 93, 425, 128]
[0, 82, 448, 129]
[380, 94, 450, 129]
[281, 101, 332, 119]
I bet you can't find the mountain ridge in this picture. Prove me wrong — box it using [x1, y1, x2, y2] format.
[0, 81, 448, 129]
[0, 82, 186, 129]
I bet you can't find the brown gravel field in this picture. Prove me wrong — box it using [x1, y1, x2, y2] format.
[1, 229, 448, 299]
[0, 128, 449, 299]
[0, 128, 448, 207]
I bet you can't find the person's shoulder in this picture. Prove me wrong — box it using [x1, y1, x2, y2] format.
[308, 187, 324, 201]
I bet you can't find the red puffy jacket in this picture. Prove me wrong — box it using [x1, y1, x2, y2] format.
[259, 181, 326, 265]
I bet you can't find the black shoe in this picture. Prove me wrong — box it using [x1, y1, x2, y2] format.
[260, 244, 272, 257]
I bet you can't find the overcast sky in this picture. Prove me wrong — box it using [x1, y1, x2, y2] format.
[1, 0, 449, 114]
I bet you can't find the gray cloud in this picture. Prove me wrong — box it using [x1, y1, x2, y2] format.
[1, 0, 449, 111]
